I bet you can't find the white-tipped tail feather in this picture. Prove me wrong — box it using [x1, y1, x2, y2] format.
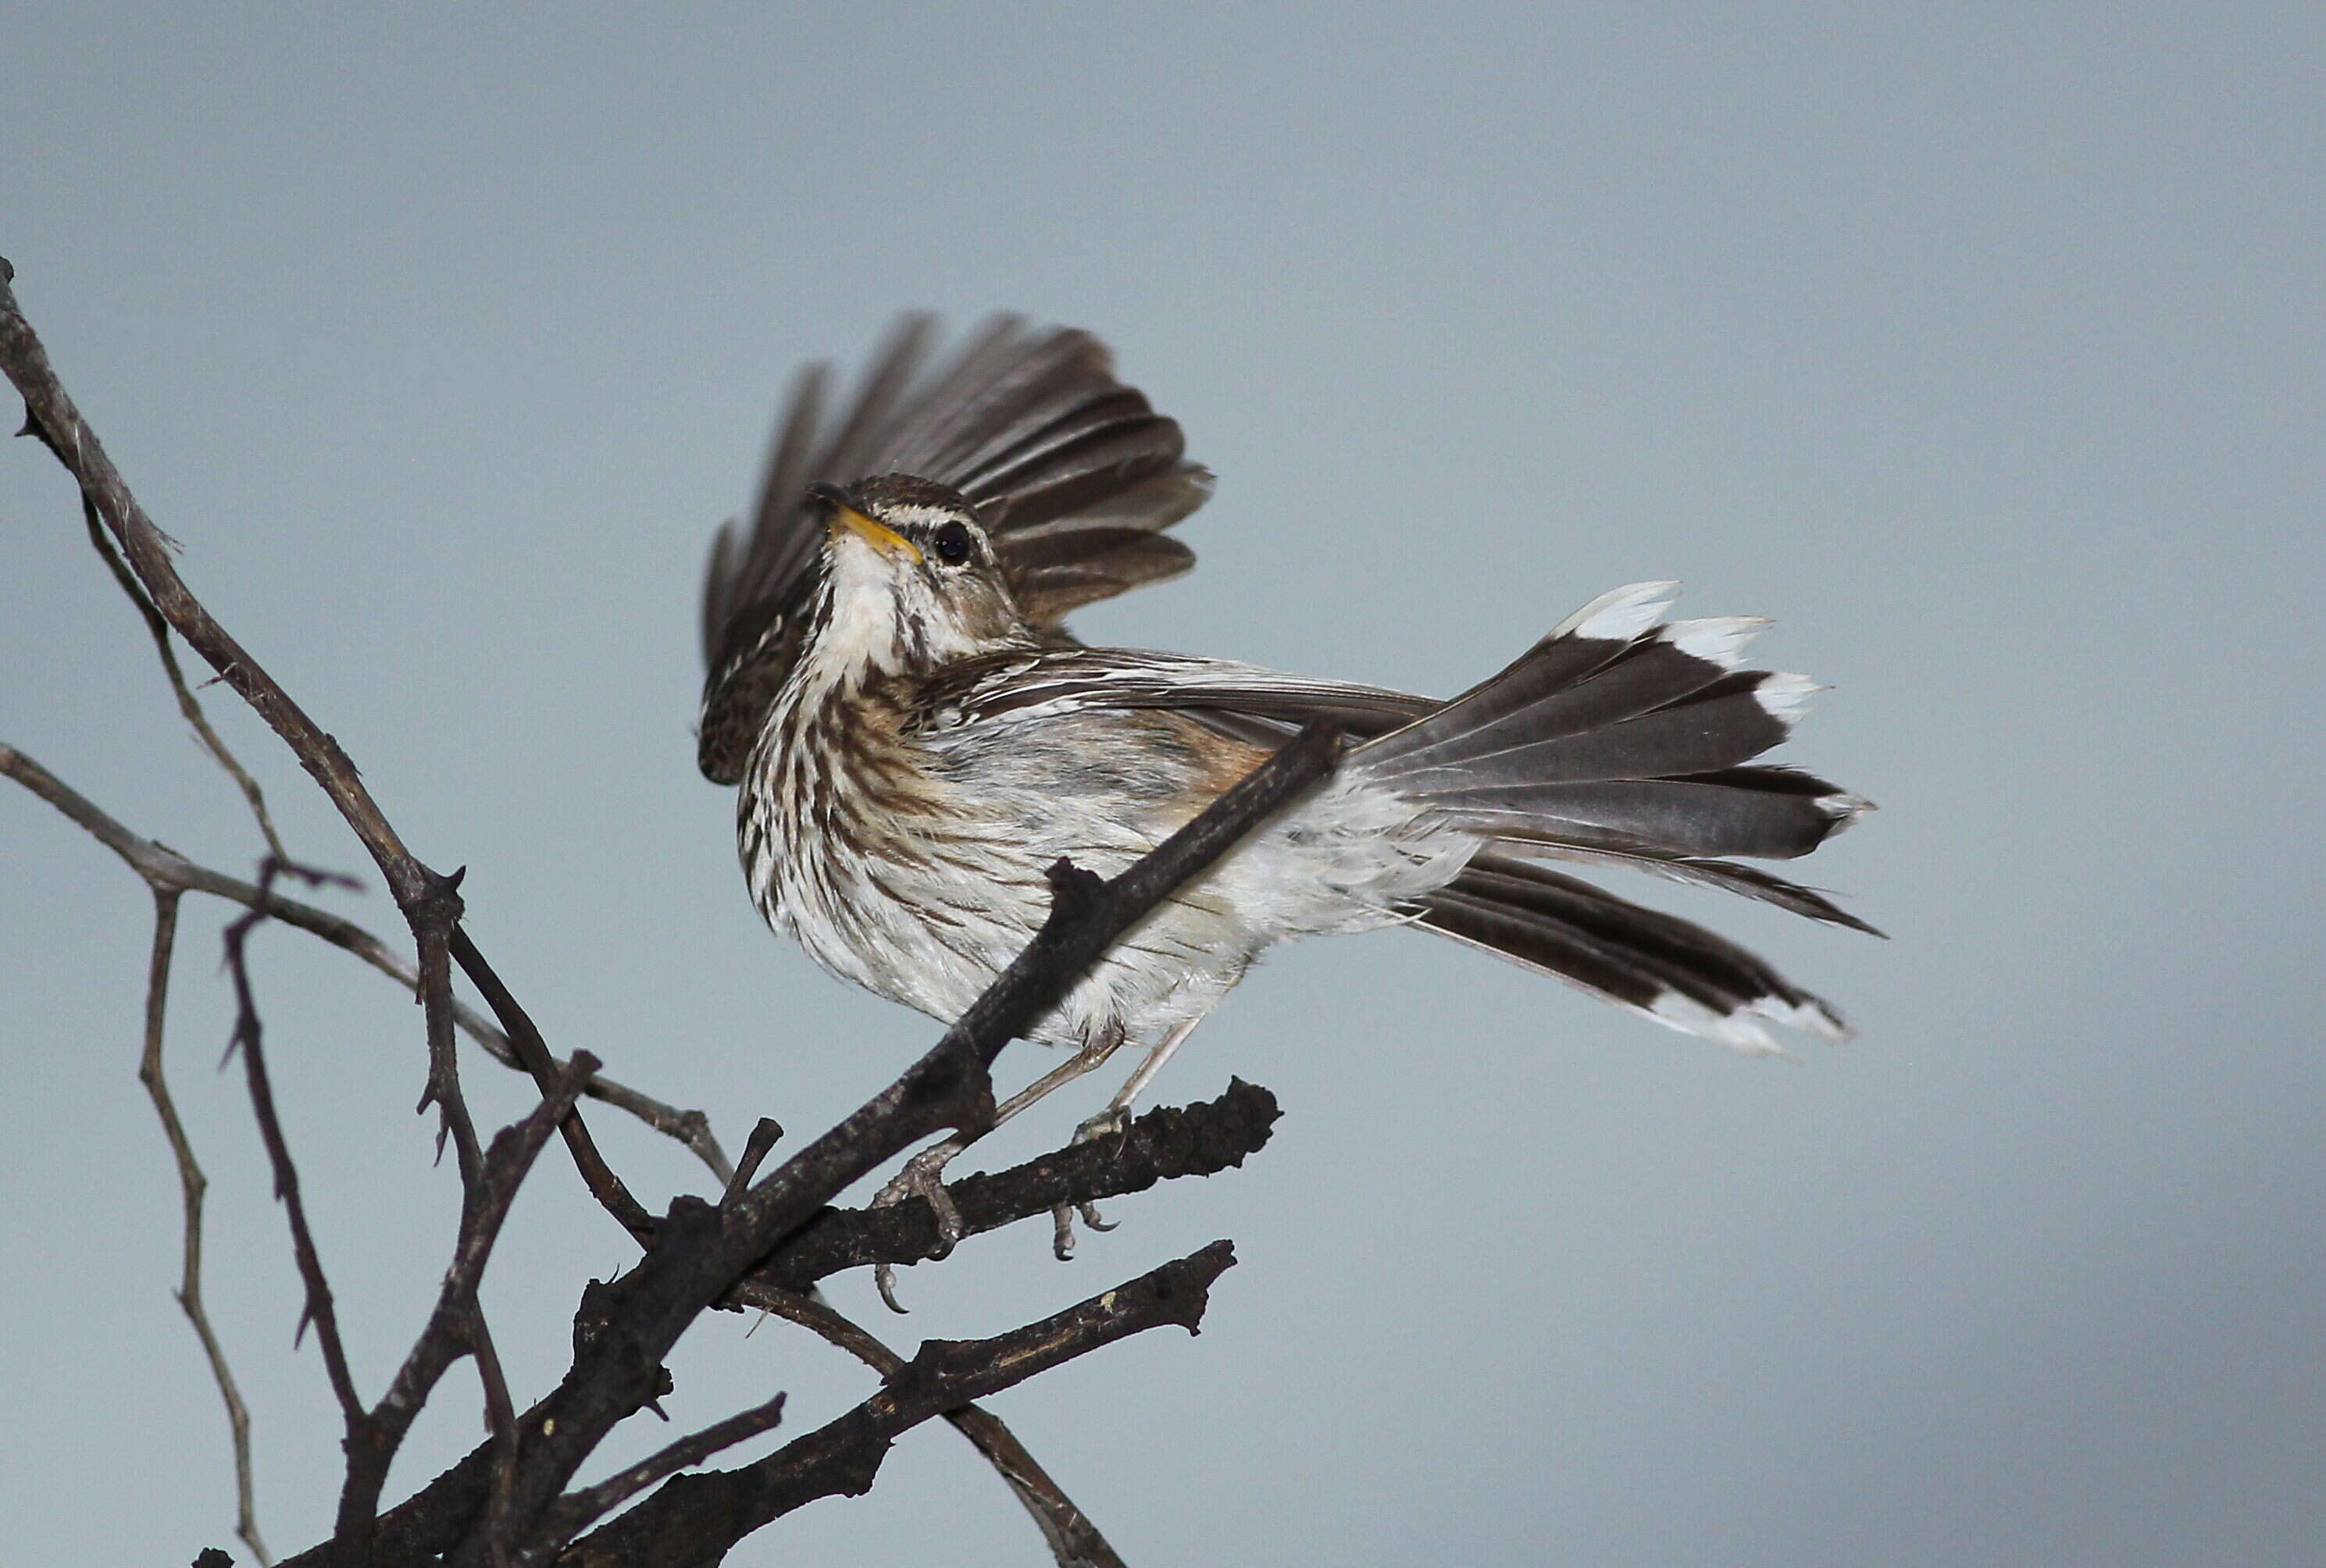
[1753, 672, 1823, 725]
[1661, 615, 1771, 668]
[1551, 580, 1682, 643]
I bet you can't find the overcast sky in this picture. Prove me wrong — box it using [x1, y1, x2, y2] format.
[5, 5, 2323, 1564]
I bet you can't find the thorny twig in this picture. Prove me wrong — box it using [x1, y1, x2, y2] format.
[2, 622, 1141, 1562]
[448, 928, 659, 1245]
[0, 256, 554, 1343]
[362, 1053, 601, 1567]
[139, 888, 274, 1566]
[222, 860, 369, 1432]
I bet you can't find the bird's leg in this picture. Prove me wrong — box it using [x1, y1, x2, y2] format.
[872, 1024, 1126, 1311]
[1055, 1014, 1207, 1254]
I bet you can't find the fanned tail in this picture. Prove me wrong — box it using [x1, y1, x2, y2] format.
[1352, 581, 1875, 1049]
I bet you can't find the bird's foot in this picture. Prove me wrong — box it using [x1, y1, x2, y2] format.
[871, 1139, 965, 1313]
[1050, 1108, 1130, 1259]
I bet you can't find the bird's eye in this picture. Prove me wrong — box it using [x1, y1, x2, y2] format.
[932, 520, 974, 565]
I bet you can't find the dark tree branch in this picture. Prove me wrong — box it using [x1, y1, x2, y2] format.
[0, 265, 653, 1265]
[448, 928, 658, 1245]
[140, 888, 275, 1566]
[0, 742, 733, 1181]
[722, 1118, 784, 1207]
[297, 729, 1332, 1564]
[738, 1288, 1127, 1568]
[5, 636, 1192, 1568]
[557, 1242, 1236, 1568]
[348, 1053, 601, 1565]
[741, 1078, 1281, 1292]
[543, 1392, 789, 1547]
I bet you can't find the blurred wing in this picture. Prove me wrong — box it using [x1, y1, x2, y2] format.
[697, 315, 1213, 783]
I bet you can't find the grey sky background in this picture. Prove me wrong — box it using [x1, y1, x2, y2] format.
[5, 5, 2322, 1563]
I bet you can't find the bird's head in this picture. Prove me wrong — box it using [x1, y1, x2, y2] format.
[804, 475, 1031, 678]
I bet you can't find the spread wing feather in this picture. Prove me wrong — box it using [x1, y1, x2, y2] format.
[697, 315, 1212, 783]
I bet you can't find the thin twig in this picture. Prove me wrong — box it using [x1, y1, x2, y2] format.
[222, 864, 366, 1431]
[0, 742, 733, 1180]
[139, 889, 276, 1566]
[1, 268, 635, 1362]
[3, 264, 433, 913]
[80, 491, 287, 861]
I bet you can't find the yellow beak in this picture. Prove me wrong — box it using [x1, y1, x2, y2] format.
[829, 503, 922, 565]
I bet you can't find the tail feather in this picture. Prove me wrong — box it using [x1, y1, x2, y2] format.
[1379, 623, 1776, 775]
[1434, 775, 1857, 860]
[1354, 583, 1872, 864]
[1390, 675, 1793, 789]
[1412, 853, 1850, 1053]
[1482, 833, 1883, 935]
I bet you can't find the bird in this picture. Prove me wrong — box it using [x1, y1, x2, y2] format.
[697, 315, 1875, 1268]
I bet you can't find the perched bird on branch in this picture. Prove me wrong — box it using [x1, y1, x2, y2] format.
[697, 316, 1875, 1246]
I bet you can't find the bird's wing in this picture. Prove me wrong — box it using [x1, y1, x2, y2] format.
[910, 646, 1438, 739]
[697, 315, 1212, 783]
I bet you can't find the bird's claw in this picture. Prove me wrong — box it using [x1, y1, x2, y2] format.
[1050, 1109, 1132, 1257]
[1050, 1196, 1120, 1260]
[870, 1141, 965, 1313]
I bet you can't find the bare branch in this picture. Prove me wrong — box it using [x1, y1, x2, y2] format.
[140, 889, 275, 1566]
[1, 265, 623, 1274]
[289, 729, 1332, 1563]
[740, 1288, 1126, 1568]
[348, 1053, 603, 1563]
[546, 1392, 789, 1544]
[560, 1242, 1235, 1566]
[1, 742, 733, 1180]
[7, 261, 1318, 1567]
[741, 1078, 1280, 1292]
[722, 1118, 784, 1207]
[3, 263, 433, 913]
